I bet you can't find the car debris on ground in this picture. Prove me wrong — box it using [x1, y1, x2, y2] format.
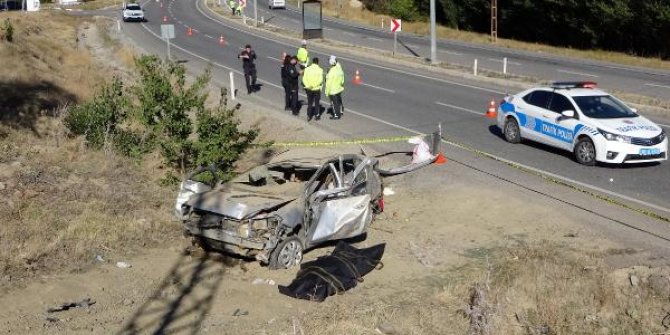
[47, 298, 95, 313]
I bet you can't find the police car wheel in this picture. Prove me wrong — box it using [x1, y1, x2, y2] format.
[574, 137, 597, 166]
[503, 118, 521, 144]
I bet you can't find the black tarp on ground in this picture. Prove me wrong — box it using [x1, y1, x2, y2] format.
[278, 242, 386, 302]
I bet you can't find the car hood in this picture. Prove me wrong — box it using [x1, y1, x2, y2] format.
[590, 116, 663, 138]
[186, 181, 303, 220]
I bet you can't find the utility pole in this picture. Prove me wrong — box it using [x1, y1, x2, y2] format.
[490, 0, 498, 43]
[429, 0, 437, 64]
[254, 0, 258, 26]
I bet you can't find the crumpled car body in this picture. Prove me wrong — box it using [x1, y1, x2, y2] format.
[175, 132, 441, 269]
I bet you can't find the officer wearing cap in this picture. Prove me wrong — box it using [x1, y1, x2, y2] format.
[325, 55, 344, 120]
[296, 40, 309, 69]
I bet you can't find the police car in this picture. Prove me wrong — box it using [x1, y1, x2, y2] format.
[497, 82, 667, 165]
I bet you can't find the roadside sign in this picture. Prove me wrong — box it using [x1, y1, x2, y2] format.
[161, 24, 175, 39]
[391, 18, 401, 33]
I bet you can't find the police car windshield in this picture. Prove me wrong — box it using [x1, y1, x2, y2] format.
[572, 95, 638, 119]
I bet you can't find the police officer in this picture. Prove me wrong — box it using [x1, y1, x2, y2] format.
[325, 55, 344, 120]
[238, 44, 257, 94]
[228, 0, 236, 15]
[286, 56, 301, 115]
[302, 57, 324, 121]
[296, 40, 309, 69]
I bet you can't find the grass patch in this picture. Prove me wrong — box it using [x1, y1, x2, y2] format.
[291, 242, 670, 334]
[0, 10, 179, 291]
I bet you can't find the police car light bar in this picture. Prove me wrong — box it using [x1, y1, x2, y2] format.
[551, 81, 598, 89]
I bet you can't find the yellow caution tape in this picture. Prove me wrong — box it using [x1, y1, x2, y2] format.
[272, 135, 416, 147]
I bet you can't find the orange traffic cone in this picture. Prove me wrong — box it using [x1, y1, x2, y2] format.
[187, 26, 193, 36]
[219, 35, 226, 46]
[485, 99, 497, 118]
[163, 15, 168, 22]
[434, 153, 448, 165]
[353, 69, 362, 85]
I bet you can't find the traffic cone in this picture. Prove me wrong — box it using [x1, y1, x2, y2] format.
[187, 26, 193, 36]
[353, 69, 362, 85]
[485, 99, 497, 118]
[434, 153, 448, 165]
[219, 35, 226, 46]
[163, 15, 168, 22]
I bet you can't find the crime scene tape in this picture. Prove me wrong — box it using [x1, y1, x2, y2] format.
[272, 135, 417, 147]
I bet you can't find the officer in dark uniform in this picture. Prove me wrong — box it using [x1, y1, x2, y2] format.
[238, 44, 257, 94]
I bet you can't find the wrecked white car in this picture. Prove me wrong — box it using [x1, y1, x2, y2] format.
[175, 133, 441, 269]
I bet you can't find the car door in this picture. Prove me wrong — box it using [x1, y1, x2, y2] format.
[303, 158, 372, 245]
[545, 92, 582, 150]
[520, 90, 553, 144]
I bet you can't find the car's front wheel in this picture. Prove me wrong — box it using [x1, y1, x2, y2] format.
[504, 118, 521, 143]
[574, 137, 597, 166]
[269, 235, 303, 269]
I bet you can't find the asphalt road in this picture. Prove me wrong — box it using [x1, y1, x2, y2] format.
[238, 1, 670, 101]
[118, 0, 670, 216]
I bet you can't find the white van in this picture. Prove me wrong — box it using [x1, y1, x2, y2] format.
[268, 0, 285, 9]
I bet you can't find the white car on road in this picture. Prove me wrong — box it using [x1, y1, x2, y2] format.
[268, 0, 285, 9]
[122, 2, 145, 22]
[497, 82, 667, 165]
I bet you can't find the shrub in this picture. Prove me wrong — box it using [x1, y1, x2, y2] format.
[3, 18, 13, 42]
[64, 77, 128, 149]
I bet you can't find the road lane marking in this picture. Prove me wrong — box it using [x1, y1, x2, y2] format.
[435, 102, 483, 116]
[487, 58, 521, 66]
[556, 69, 599, 78]
[137, 20, 670, 216]
[204, 34, 214, 38]
[361, 82, 395, 93]
[266, 56, 281, 61]
[365, 37, 383, 42]
[645, 83, 670, 90]
[440, 50, 463, 56]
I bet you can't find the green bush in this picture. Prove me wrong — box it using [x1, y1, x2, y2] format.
[3, 18, 13, 42]
[64, 77, 128, 149]
[390, 0, 422, 21]
[66, 55, 259, 180]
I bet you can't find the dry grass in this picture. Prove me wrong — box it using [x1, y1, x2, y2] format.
[0, 11, 179, 291]
[292, 242, 670, 335]
[302, 0, 670, 71]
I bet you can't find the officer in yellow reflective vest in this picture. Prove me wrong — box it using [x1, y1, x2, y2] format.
[325, 55, 344, 120]
[302, 57, 324, 121]
[296, 40, 309, 69]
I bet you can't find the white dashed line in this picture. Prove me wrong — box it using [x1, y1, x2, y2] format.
[435, 101, 482, 116]
[487, 58, 521, 66]
[557, 69, 599, 78]
[645, 83, 670, 90]
[266, 56, 281, 62]
[204, 34, 214, 39]
[361, 82, 395, 93]
[440, 50, 462, 56]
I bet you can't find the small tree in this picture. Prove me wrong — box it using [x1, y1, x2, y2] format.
[194, 88, 258, 180]
[132, 55, 210, 174]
